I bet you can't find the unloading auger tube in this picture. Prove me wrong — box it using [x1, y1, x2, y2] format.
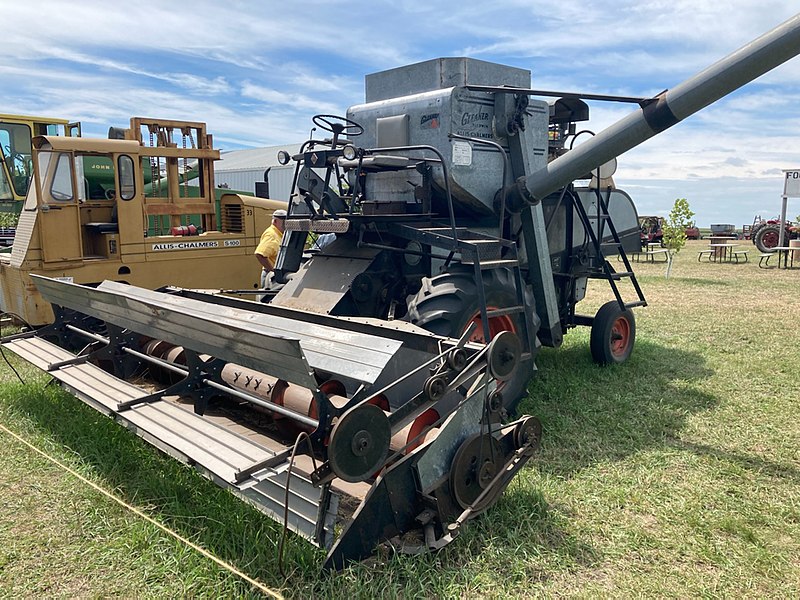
[506, 12, 800, 211]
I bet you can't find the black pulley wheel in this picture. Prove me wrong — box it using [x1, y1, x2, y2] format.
[487, 330, 521, 381]
[328, 404, 391, 483]
[406, 267, 540, 416]
[590, 301, 636, 365]
[450, 433, 504, 513]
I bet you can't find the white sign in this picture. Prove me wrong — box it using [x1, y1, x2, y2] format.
[152, 240, 220, 251]
[783, 169, 800, 197]
[452, 140, 473, 166]
[223, 239, 242, 247]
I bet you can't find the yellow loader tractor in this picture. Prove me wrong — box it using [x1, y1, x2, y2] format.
[0, 117, 284, 325]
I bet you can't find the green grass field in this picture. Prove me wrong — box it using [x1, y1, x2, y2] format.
[1, 239, 799, 598]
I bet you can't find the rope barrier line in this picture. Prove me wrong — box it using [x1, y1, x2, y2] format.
[0, 421, 284, 600]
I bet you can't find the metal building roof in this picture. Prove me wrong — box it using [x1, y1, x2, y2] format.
[216, 144, 302, 172]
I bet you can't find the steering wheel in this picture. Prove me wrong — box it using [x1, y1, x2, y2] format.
[2, 145, 25, 164]
[312, 114, 363, 137]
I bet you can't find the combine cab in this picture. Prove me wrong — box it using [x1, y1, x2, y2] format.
[4, 15, 800, 570]
[0, 117, 284, 325]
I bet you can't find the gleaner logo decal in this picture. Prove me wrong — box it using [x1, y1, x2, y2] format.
[420, 113, 440, 129]
[152, 241, 220, 251]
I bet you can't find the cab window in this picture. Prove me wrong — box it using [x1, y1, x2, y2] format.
[50, 153, 74, 201]
[0, 122, 34, 197]
[79, 154, 115, 200]
[118, 155, 135, 200]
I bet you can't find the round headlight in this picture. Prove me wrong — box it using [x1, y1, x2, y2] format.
[342, 144, 357, 161]
[277, 150, 291, 165]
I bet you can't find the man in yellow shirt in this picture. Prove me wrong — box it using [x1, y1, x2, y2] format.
[255, 209, 286, 290]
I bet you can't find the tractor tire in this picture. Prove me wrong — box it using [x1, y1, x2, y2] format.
[406, 267, 539, 415]
[590, 301, 636, 365]
[753, 224, 783, 253]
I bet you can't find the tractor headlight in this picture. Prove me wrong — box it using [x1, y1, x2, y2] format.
[342, 144, 357, 161]
[277, 150, 291, 165]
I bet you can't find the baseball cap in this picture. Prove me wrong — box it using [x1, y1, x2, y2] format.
[273, 209, 287, 218]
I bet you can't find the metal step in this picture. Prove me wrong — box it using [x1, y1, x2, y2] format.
[624, 300, 648, 308]
[461, 259, 520, 269]
[609, 271, 635, 280]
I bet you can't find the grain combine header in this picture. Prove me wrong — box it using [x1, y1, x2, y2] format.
[4, 14, 800, 570]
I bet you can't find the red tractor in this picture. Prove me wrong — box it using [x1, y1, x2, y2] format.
[639, 215, 663, 244]
[751, 216, 799, 252]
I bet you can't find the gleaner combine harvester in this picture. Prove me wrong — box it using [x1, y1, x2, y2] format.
[3, 15, 800, 570]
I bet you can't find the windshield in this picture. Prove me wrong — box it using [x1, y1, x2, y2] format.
[0, 122, 34, 198]
[0, 161, 12, 200]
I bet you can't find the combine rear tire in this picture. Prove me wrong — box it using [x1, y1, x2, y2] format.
[753, 224, 783, 253]
[406, 267, 538, 415]
[590, 301, 636, 365]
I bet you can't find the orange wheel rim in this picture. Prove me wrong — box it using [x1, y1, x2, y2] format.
[610, 316, 631, 357]
[466, 307, 516, 343]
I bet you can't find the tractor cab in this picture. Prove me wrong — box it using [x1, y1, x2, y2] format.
[0, 114, 80, 216]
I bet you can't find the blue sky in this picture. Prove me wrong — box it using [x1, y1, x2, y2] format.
[3, 1, 800, 227]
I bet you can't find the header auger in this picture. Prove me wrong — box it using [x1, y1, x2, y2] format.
[4, 14, 800, 570]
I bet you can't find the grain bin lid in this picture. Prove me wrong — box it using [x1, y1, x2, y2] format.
[365, 57, 531, 103]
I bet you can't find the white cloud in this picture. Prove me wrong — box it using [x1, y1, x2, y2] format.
[1, 0, 798, 226]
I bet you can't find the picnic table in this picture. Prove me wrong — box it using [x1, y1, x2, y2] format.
[624, 243, 670, 263]
[759, 246, 798, 269]
[698, 242, 748, 263]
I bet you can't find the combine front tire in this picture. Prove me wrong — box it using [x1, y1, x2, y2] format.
[406, 268, 538, 415]
[590, 301, 636, 365]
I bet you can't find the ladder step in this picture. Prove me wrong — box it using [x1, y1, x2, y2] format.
[479, 259, 520, 270]
[486, 306, 525, 319]
[586, 271, 634, 280]
[461, 259, 520, 269]
[609, 271, 634, 280]
[624, 300, 648, 308]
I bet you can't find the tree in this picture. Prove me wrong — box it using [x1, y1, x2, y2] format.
[661, 197, 695, 277]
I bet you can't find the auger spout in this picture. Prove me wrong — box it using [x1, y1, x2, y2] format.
[507, 13, 800, 211]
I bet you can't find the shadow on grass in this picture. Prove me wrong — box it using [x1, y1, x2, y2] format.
[667, 439, 800, 484]
[521, 339, 717, 477]
[673, 277, 734, 287]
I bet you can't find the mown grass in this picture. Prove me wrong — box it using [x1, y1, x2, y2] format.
[1, 240, 798, 598]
